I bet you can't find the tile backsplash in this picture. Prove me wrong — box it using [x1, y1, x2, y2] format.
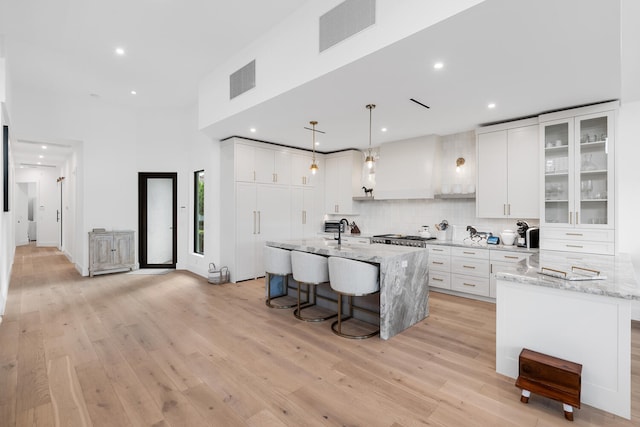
[351, 198, 539, 240]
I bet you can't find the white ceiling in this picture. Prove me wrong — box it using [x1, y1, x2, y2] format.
[2, 0, 622, 161]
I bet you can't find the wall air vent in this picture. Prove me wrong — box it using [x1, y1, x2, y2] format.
[230, 60, 256, 99]
[319, 0, 376, 52]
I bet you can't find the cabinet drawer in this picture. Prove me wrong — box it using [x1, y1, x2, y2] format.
[429, 255, 451, 272]
[540, 239, 614, 255]
[427, 245, 451, 256]
[450, 247, 490, 260]
[451, 274, 490, 296]
[542, 228, 614, 243]
[451, 257, 490, 277]
[429, 272, 451, 290]
[490, 250, 532, 263]
[341, 236, 370, 245]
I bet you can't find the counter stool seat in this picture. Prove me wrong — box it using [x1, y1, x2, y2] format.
[328, 256, 380, 339]
[291, 251, 337, 322]
[264, 246, 296, 309]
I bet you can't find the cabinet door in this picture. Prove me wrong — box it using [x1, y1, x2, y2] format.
[112, 232, 134, 265]
[291, 153, 313, 186]
[324, 156, 341, 213]
[235, 144, 256, 182]
[507, 125, 539, 218]
[256, 185, 291, 277]
[254, 146, 275, 184]
[235, 183, 257, 281]
[477, 130, 508, 218]
[575, 111, 614, 229]
[541, 119, 574, 227]
[273, 150, 291, 185]
[92, 234, 115, 269]
[291, 187, 315, 238]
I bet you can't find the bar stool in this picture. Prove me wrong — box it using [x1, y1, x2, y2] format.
[328, 256, 380, 339]
[291, 251, 337, 322]
[264, 246, 296, 309]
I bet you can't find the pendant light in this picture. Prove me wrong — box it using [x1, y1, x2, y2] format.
[309, 120, 319, 175]
[365, 104, 376, 170]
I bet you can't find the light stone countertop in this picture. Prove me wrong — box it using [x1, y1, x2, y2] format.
[425, 239, 539, 253]
[267, 238, 426, 263]
[494, 250, 640, 300]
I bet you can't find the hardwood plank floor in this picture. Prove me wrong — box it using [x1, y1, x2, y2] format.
[1, 244, 638, 426]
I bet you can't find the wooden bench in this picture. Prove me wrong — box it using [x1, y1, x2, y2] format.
[515, 348, 582, 421]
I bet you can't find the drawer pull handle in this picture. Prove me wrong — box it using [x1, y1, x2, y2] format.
[566, 233, 583, 236]
[433, 261, 444, 265]
[504, 255, 519, 259]
[566, 244, 583, 248]
[463, 283, 476, 287]
[463, 265, 476, 269]
[433, 249, 444, 252]
[572, 266, 600, 276]
[463, 251, 476, 255]
[432, 278, 443, 282]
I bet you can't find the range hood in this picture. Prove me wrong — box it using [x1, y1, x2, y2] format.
[374, 135, 441, 200]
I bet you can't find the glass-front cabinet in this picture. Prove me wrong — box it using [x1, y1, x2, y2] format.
[540, 102, 616, 255]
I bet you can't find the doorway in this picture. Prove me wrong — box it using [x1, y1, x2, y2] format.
[138, 172, 177, 268]
[15, 182, 37, 246]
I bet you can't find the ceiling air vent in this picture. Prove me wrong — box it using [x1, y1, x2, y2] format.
[230, 60, 256, 100]
[319, 0, 376, 52]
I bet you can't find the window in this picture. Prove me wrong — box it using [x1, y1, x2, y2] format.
[194, 170, 205, 254]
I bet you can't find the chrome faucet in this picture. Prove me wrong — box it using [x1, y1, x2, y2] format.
[336, 218, 350, 245]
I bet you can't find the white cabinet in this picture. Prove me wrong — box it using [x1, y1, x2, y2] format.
[89, 230, 135, 276]
[539, 102, 616, 255]
[477, 120, 539, 218]
[427, 246, 451, 290]
[324, 150, 362, 214]
[291, 153, 320, 187]
[450, 247, 490, 297]
[291, 187, 319, 238]
[235, 143, 291, 185]
[235, 183, 291, 281]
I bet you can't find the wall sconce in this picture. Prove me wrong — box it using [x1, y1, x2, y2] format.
[456, 157, 465, 173]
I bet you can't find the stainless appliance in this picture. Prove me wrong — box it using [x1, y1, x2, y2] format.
[324, 220, 345, 233]
[371, 234, 435, 248]
[516, 220, 539, 248]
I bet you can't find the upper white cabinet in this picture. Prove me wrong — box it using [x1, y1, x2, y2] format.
[324, 150, 362, 214]
[235, 143, 291, 185]
[477, 119, 539, 218]
[539, 102, 617, 255]
[375, 136, 441, 200]
[291, 152, 320, 187]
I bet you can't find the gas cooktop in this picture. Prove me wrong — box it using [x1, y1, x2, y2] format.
[371, 234, 436, 247]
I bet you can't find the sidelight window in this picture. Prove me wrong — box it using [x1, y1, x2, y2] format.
[194, 170, 205, 254]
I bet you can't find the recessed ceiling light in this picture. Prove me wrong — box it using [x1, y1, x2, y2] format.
[130, 90, 137, 95]
[434, 62, 444, 69]
[42, 145, 47, 150]
[115, 47, 125, 56]
[488, 103, 496, 109]
[381, 127, 388, 132]
[250, 128, 256, 133]
[39, 155, 43, 159]
[37, 162, 41, 165]
[315, 141, 320, 146]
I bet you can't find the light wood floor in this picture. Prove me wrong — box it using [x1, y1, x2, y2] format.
[0, 244, 638, 426]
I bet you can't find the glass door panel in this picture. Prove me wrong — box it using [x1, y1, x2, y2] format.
[543, 122, 571, 225]
[577, 115, 609, 226]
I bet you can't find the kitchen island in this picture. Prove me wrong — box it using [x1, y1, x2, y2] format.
[494, 250, 640, 419]
[265, 238, 429, 340]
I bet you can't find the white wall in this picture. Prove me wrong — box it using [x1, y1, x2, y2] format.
[14, 167, 59, 246]
[198, 0, 484, 130]
[0, 102, 15, 316]
[9, 84, 201, 275]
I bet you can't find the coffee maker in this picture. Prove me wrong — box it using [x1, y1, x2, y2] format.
[516, 220, 539, 248]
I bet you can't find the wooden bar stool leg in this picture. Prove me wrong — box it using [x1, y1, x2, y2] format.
[563, 404, 574, 421]
[520, 389, 530, 404]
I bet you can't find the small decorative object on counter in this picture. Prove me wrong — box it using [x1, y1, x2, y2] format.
[208, 263, 229, 285]
[350, 221, 361, 234]
[362, 186, 373, 197]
